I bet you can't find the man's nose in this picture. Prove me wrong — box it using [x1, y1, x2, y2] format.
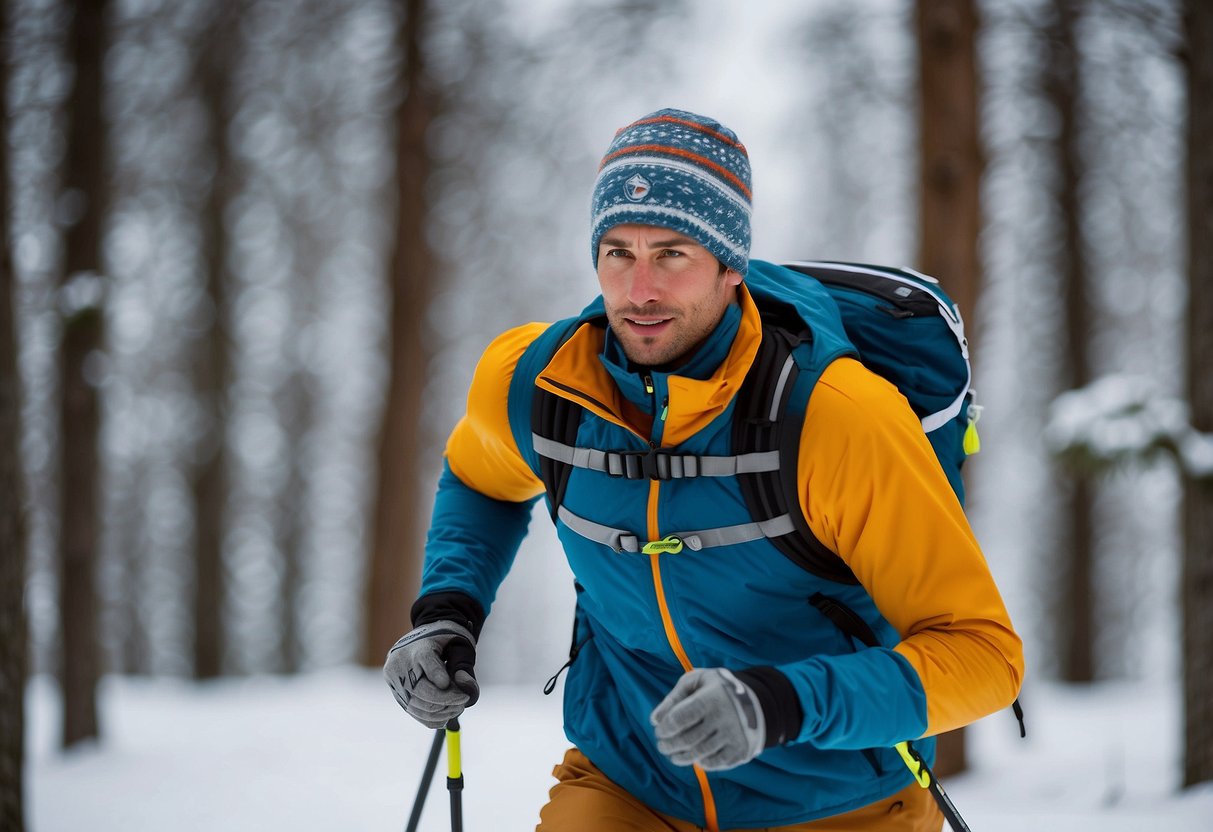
[626, 259, 661, 306]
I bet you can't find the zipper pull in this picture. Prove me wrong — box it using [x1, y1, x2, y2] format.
[660, 396, 669, 422]
[644, 374, 654, 395]
[963, 392, 983, 455]
[641, 535, 684, 555]
[543, 657, 574, 695]
[543, 632, 590, 695]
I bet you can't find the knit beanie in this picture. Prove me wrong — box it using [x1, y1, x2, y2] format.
[590, 108, 752, 276]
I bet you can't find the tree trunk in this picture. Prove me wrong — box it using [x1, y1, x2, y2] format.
[112, 459, 151, 676]
[191, 2, 238, 680]
[1182, 0, 1213, 790]
[58, 0, 108, 748]
[277, 370, 310, 674]
[0, 0, 30, 823]
[915, 0, 983, 777]
[0, 212, 28, 829]
[363, 0, 439, 666]
[1043, 0, 1098, 686]
[916, 0, 983, 325]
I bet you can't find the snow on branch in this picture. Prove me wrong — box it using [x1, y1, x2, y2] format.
[1045, 374, 1213, 481]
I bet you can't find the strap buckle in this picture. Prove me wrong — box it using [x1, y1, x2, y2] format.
[608, 448, 680, 480]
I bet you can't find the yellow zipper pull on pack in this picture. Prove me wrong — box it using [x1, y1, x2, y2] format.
[963, 397, 983, 455]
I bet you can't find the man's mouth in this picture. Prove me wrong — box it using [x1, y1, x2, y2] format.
[627, 317, 671, 327]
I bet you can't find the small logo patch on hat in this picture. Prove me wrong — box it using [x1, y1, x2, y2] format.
[624, 173, 652, 202]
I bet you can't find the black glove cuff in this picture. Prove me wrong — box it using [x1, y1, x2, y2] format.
[410, 591, 487, 641]
[734, 666, 803, 748]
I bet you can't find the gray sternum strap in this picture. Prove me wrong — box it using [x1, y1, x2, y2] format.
[556, 505, 796, 554]
[532, 434, 781, 480]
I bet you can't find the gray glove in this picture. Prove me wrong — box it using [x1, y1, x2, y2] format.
[650, 668, 766, 771]
[383, 620, 480, 729]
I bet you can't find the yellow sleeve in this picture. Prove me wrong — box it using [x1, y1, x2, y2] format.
[444, 323, 547, 503]
[798, 357, 1024, 737]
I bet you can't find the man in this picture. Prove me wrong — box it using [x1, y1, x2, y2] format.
[384, 108, 1024, 831]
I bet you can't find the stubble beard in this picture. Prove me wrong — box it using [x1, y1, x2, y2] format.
[608, 314, 693, 369]
[607, 283, 729, 371]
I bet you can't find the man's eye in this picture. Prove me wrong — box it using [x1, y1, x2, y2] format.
[606, 248, 632, 258]
[661, 249, 684, 257]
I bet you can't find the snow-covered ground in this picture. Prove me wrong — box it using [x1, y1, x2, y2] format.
[26, 669, 1213, 831]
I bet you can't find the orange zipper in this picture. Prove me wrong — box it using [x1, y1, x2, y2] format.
[647, 480, 719, 832]
[543, 375, 720, 830]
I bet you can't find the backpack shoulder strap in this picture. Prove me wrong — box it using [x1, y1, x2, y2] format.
[516, 293, 859, 585]
[506, 315, 592, 521]
[732, 314, 860, 585]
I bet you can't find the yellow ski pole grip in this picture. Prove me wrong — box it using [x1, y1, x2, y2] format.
[895, 740, 932, 789]
[445, 719, 462, 779]
[446, 718, 465, 831]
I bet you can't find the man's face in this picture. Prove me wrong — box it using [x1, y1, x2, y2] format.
[596, 224, 742, 370]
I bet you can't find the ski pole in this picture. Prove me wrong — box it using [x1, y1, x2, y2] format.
[405, 727, 445, 832]
[895, 741, 973, 832]
[446, 718, 464, 832]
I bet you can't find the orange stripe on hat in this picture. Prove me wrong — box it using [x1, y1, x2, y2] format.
[598, 143, 753, 200]
[621, 113, 750, 153]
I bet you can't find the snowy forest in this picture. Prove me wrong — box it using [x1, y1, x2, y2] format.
[2, 0, 1212, 829]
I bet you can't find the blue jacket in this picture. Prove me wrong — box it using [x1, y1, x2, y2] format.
[416, 261, 1023, 829]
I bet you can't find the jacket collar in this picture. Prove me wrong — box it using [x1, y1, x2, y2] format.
[599, 302, 742, 411]
[535, 283, 763, 446]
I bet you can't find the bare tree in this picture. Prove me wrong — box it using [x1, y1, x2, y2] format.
[275, 369, 310, 673]
[58, 0, 109, 747]
[1182, 0, 1213, 789]
[190, 1, 241, 680]
[363, 0, 441, 665]
[1042, 0, 1098, 685]
[915, 0, 984, 776]
[0, 0, 30, 820]
[916, 0, 984, 324]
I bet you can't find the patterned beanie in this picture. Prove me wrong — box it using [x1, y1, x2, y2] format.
[590, 108, 752, 276]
